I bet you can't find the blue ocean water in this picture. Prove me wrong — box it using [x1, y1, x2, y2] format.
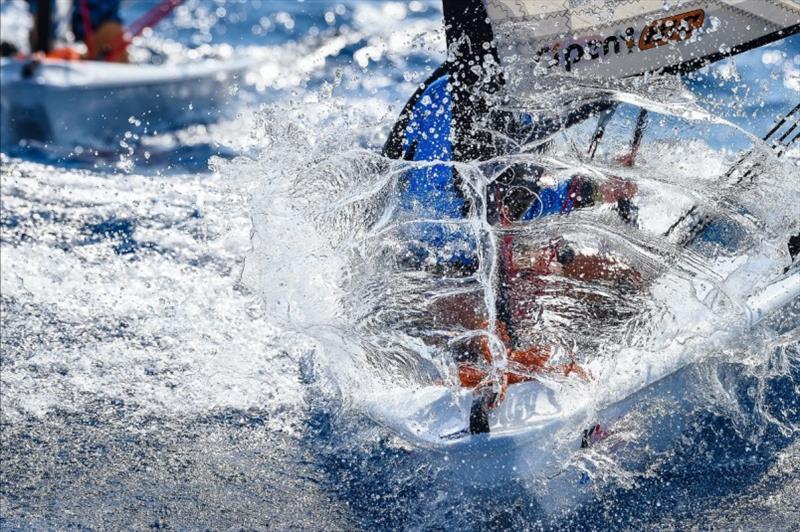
[1, 1, 799, 530]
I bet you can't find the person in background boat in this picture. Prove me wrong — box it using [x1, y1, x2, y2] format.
[25, 0, 128, 62]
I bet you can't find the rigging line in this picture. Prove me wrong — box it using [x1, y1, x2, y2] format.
[587, 103, 618, 159]
[762, 102, 800, 141]
[665, 102, 800, 239]
[723, 103, 800, 179]
[774, 119, 799, 145]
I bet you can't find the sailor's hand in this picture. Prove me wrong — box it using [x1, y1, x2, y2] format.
[599, 178, 637, 203]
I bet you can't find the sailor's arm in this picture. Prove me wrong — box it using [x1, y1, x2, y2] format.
[561, 174, 637, 211]
[524, 244, 641, 284]
[523, 175, 637, 219]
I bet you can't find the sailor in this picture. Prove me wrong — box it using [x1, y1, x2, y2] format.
[25, 0, 127, 62]
[384, 0, 640, 414]
[389, 118, 639, 407]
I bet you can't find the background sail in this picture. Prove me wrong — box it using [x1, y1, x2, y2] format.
[482, 0, 800, 83]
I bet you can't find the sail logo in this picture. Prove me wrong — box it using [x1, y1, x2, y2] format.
[533, 9, 706, 73]
[639, 9, 705, 50]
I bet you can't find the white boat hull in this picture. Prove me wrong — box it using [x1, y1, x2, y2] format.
[366, 270, 800, 509]
[0, 57, 252, 146]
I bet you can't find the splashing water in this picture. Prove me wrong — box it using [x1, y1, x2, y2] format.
[2, 0, 799, 529]
[233, 80, 796, 382]
[223, 58, 799, 520]
[223, 28, 800, 521]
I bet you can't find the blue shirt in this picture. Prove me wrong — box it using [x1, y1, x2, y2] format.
[28, 0, 122, 41]
[397, 74, 578, 269]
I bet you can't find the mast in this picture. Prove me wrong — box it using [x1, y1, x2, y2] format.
[33, 0, 54, 54]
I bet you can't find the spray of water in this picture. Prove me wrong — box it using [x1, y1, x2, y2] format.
[224, 69, 798, 492]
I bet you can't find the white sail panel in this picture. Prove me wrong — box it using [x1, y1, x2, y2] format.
[486, 1, 668, 29]
[486, 0, 800, 29]
[484, 0, 800, 83]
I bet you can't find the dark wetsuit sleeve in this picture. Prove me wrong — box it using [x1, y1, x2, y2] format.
[26, 0, 47, 13]
[400, 75, 458, 215]
[393, 74, 477, 269]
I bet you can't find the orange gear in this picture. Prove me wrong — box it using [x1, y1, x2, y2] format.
[45, 47, 82, 61]
[457, 321, 589, 405]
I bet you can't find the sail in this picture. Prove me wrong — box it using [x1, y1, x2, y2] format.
[390, 0, 800, 158]
[482, 0, 800, 80]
